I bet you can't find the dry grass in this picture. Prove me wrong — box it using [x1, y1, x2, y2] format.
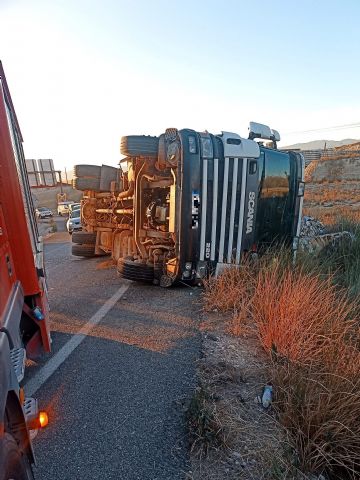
[202, 265, 253, 315]
[252, 264, 358, 364]
[303, 206, 360, 225]
[305, 188, 360, 204]
[202, 257, 360, 479]
[273, 361, 360, 478]
[187, 386, 229, 458]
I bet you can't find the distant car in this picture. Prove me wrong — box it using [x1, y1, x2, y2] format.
[35, 207, 53, 219]
[66, 208, 81, 234]
[57, 201, 74, 216]
[68, 203, 81, 214]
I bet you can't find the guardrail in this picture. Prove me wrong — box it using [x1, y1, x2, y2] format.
[297, 150, 360, 165]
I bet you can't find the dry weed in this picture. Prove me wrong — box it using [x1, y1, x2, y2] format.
[273, 361, 360, 478]
[302, 206, 360, 225]
[252, 265, 358, 364]
[202, 264, 254, 318]
[203, 257, 360, 478]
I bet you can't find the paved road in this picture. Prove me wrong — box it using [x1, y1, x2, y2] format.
[27, 217, 200, 479]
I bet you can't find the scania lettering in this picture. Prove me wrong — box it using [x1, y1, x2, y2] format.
[246, 191, 256, 234]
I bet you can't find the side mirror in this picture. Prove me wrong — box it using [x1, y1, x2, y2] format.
[298, 181, 305, 197]
[248, 122, 272, 140]
[271, 129, 281, 142]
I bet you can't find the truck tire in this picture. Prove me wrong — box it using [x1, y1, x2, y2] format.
[117, 258, 154, 282]
[120, 135, 159, 157]
[73, 165, 101, 178]
[73, 177, 101, 192]
[0, 433, 34, 480]
[72, 231, 97, 245]
[71, 244, 96, 257]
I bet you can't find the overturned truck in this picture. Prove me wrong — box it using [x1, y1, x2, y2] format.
[72, 123, 304, 286]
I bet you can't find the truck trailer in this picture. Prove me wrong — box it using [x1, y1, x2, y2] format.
[0, 62, 50, 478]
[72, 124, 304, 286]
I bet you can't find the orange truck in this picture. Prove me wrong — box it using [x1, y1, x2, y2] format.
[0, 62, 50, 478]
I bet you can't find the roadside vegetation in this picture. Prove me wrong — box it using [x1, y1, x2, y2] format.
[191, 221, 360, 479]
[303, 205, 360, 225]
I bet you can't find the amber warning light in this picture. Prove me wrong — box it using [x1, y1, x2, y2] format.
[28, 411, 49, 430]
[39, 411, 49, 428]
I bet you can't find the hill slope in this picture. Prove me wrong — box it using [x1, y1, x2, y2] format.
[283, 139, 359, 150]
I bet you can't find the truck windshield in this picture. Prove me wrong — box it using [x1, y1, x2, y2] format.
[255, 148, 294, 246]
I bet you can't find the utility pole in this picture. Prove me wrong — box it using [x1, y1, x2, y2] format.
[57, 171, 63, 194]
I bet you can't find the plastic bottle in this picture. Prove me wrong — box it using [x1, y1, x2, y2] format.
[262, 385, 273, 408]
[33, 307, 44, 321]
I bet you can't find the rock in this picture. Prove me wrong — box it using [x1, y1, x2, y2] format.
[299, 231, 353, 254]
[206, 333, 219, 342]
[300, 216, 325, 237]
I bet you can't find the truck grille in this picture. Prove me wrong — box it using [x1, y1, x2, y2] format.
[199, 156, 249, 265]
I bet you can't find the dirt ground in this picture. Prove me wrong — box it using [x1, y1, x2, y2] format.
[188, 313, 297, 480]
[304, 157, 360, 225]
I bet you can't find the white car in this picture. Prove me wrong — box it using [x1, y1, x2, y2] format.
[68, 203, 81, 214]
[35, 207, 53, 219]
[57, 201, 74, 216]
[66, 209, 82, 234]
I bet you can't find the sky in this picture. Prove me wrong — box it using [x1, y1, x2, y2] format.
[1, 0, 360, 170]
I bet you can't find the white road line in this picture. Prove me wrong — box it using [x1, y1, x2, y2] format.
[25, 284, 129, 396]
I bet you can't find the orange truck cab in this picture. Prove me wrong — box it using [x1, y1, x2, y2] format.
[0, 62, 51, 478]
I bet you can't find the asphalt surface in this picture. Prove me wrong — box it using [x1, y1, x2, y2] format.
[27, 217, 201, 480]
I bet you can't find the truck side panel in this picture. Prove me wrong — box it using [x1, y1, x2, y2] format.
[0, 79, 39, 296]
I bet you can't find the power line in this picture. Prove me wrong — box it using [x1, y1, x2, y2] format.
[285, 122, 360, 135]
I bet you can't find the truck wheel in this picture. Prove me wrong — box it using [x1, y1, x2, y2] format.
[73, 165, 101, 178]
[117, 258, 154, 282]
[72, 231, 97, 245]
[73, 177, 101, 192]
[71, 244, 96, 257]
[0, 433, 34, 480]
[120, 135, 159, 157]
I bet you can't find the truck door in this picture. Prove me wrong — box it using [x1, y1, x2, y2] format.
[255, 148, 293, 247]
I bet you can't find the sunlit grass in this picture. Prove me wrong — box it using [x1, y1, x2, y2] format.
[203, 245, 360, 478]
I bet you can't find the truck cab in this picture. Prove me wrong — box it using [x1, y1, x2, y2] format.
[73, 123, 304, 286]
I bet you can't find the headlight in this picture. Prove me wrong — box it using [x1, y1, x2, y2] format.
[188, 136, 197, 154]
[185, 262, 192, 270]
